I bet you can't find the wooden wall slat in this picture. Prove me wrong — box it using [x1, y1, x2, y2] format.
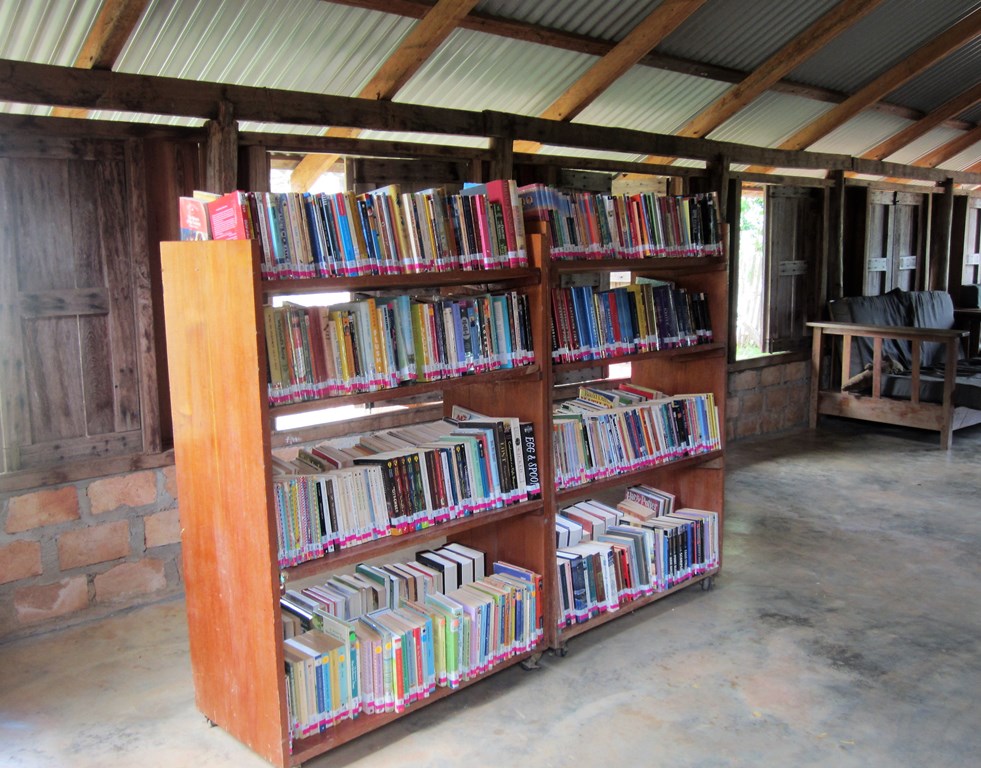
[22, 316, 86, 443]
[80, 314, 116, 437]
[11, 160, 75, 292]
[18, 429, 143, 465]
[19, 288, 109, 317]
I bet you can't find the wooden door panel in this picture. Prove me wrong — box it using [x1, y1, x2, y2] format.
[22, 316, 86, 443]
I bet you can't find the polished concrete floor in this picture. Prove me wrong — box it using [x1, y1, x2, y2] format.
[2, 419, 980, 768]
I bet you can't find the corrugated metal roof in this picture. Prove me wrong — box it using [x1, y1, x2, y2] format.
[475, 0, 664, 43]
[808, 111, 913, 156]
[0, 0, 102, 117]
[88, 0, 414, 128]
[393, 28, 592, 116]
[888, 38, 981, 114]
[536, 145, 648, 164]
[881, 126, 963, 165]
[658, 0, 840, 72]
[573, 66, 729, 134]
[961, 103, 981, 123]
[937, 142, 981, 170]
[706, 91, 833, 148]
[789, 0, 981, 94]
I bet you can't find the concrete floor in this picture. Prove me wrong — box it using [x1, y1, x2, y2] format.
[2, 420, 980, 768]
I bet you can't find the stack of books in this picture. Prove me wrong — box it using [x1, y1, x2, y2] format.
[272, 408, 539, 568]
[552, 385, 720, 491]
[280, 552, 543, 739]
[264, 290, 534, 405]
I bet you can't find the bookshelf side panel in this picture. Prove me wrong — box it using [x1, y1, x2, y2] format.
[160, 240, 288, 767]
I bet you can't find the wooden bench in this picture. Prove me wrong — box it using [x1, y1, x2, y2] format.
[807, 321, 981, 448]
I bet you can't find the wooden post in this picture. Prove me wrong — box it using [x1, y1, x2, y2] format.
[487, 112, 514, 180]
[930, 178, 954, 290]
[828, 170, 846, 301]
[240, 145, 270, 192]
[205, 100, 237, 192]
[706, 154, 730, 218]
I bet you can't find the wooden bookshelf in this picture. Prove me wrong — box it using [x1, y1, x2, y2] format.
[160, 196, 728, 765]
[536, 222, 728, 647]
[161, 238, 553, 767]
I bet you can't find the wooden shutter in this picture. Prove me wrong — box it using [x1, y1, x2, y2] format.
[860, 189, 928, 295]
[951, 196, 981, 289]
[763, 186, 823, 352]
[0, 140, 155, 472]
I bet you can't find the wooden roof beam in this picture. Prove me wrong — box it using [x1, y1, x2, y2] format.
[861, 81, 981, 161]
[775, 8, 981, 154]
[291, 0, 479, 192]
[52, 0, 149, 119]
[911, 124, 981, 168]
[679, 0, 883, 140]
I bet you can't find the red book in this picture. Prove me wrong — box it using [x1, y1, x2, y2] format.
[207, 191, 251, 240]
[179, 197, 211, 240]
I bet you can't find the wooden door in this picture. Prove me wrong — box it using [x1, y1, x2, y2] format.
[763, 186, 823, 352]
[862, 190, 928, 295]
[0, 141, 153, 471]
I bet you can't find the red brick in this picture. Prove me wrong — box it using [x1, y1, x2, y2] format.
[727, 396, 741, 418]
[760, 365, 783, 387]
[762, 410, 783, 434]
[161, 465, 179, 500]
[729, 370, 760, 393]
[145, 508, 181, 548]
[735, 416, 761, 439]
[764, 387, 790, 411]
[5, 487, 79, 533]
[740, 392, 764, 417]
[94, 559, 167, 602]
[87, 471, 156, 515]
[57, 520, 130, 570]
[0, 540, 42, 584]
[14, 576, 89, 625]
[785, 361, 810, 383]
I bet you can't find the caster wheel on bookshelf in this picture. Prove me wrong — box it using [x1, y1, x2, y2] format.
[556, 643, 569, 658]
[205, 718, 217, 728]
[520, 652, 544, 671]
[700, 576, 714, 592]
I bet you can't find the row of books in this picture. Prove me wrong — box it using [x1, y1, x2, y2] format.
[552, 384, 720, 491]
[555, 489, 719, 627]
[520, 185, 723, 260]
[550, 280, 712, 363]
[181, 180, 528, 278]
[281, 556, 543, 739]
[264, 290, 534, 405]
[271, 409, 540, 568]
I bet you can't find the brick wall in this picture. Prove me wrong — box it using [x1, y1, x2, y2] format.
[727, 359, 811, 441]
[0, 466, 183, 640]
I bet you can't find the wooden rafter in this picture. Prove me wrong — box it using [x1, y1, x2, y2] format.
[51, 0, 149, 119]
[537, 0, 706, 124]
[861, 81, 981, 161]
[912, 124, 981, 168]
[774, 9, 981, 153]
[677, 0, 883, 140]
[290, 0, 479, 191]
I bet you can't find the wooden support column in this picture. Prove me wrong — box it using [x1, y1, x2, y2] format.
[828, 170, 846, 302]
[930, 178, 954, 291]
[205, 100, 237, 192]
[240, 145, 270, 192]
[706, 154, 730, 220]
[487, 112, 514, 180]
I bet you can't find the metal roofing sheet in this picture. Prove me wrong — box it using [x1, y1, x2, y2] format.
[807, 111, 913, 156]
[961, 103, 981, 123]
[573, 66, 730, 135]
[881, 126, 963, 165]
[658, 0, 840, 72]
[887, 38, 981, 114]
[536, 145, 649, 164]
[938, 142, 981, 170]
[393, 28, 593, 116]
[87, 0, 413, 127]
[475, 0, 664, 43]
[789, 0, 981, 95]
[706, 91, 833, 148]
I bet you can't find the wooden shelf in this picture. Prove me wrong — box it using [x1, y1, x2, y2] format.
[263, 267, 540, 296]
[288, 645, 543, 765]
[551, 342, 725, 373]
[549, 255, 726, 277]
[283, 498, 545, 581]
[269, 364, 542, 416]
[558, 568, 719, 643]
[554, 450, 724, 505]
